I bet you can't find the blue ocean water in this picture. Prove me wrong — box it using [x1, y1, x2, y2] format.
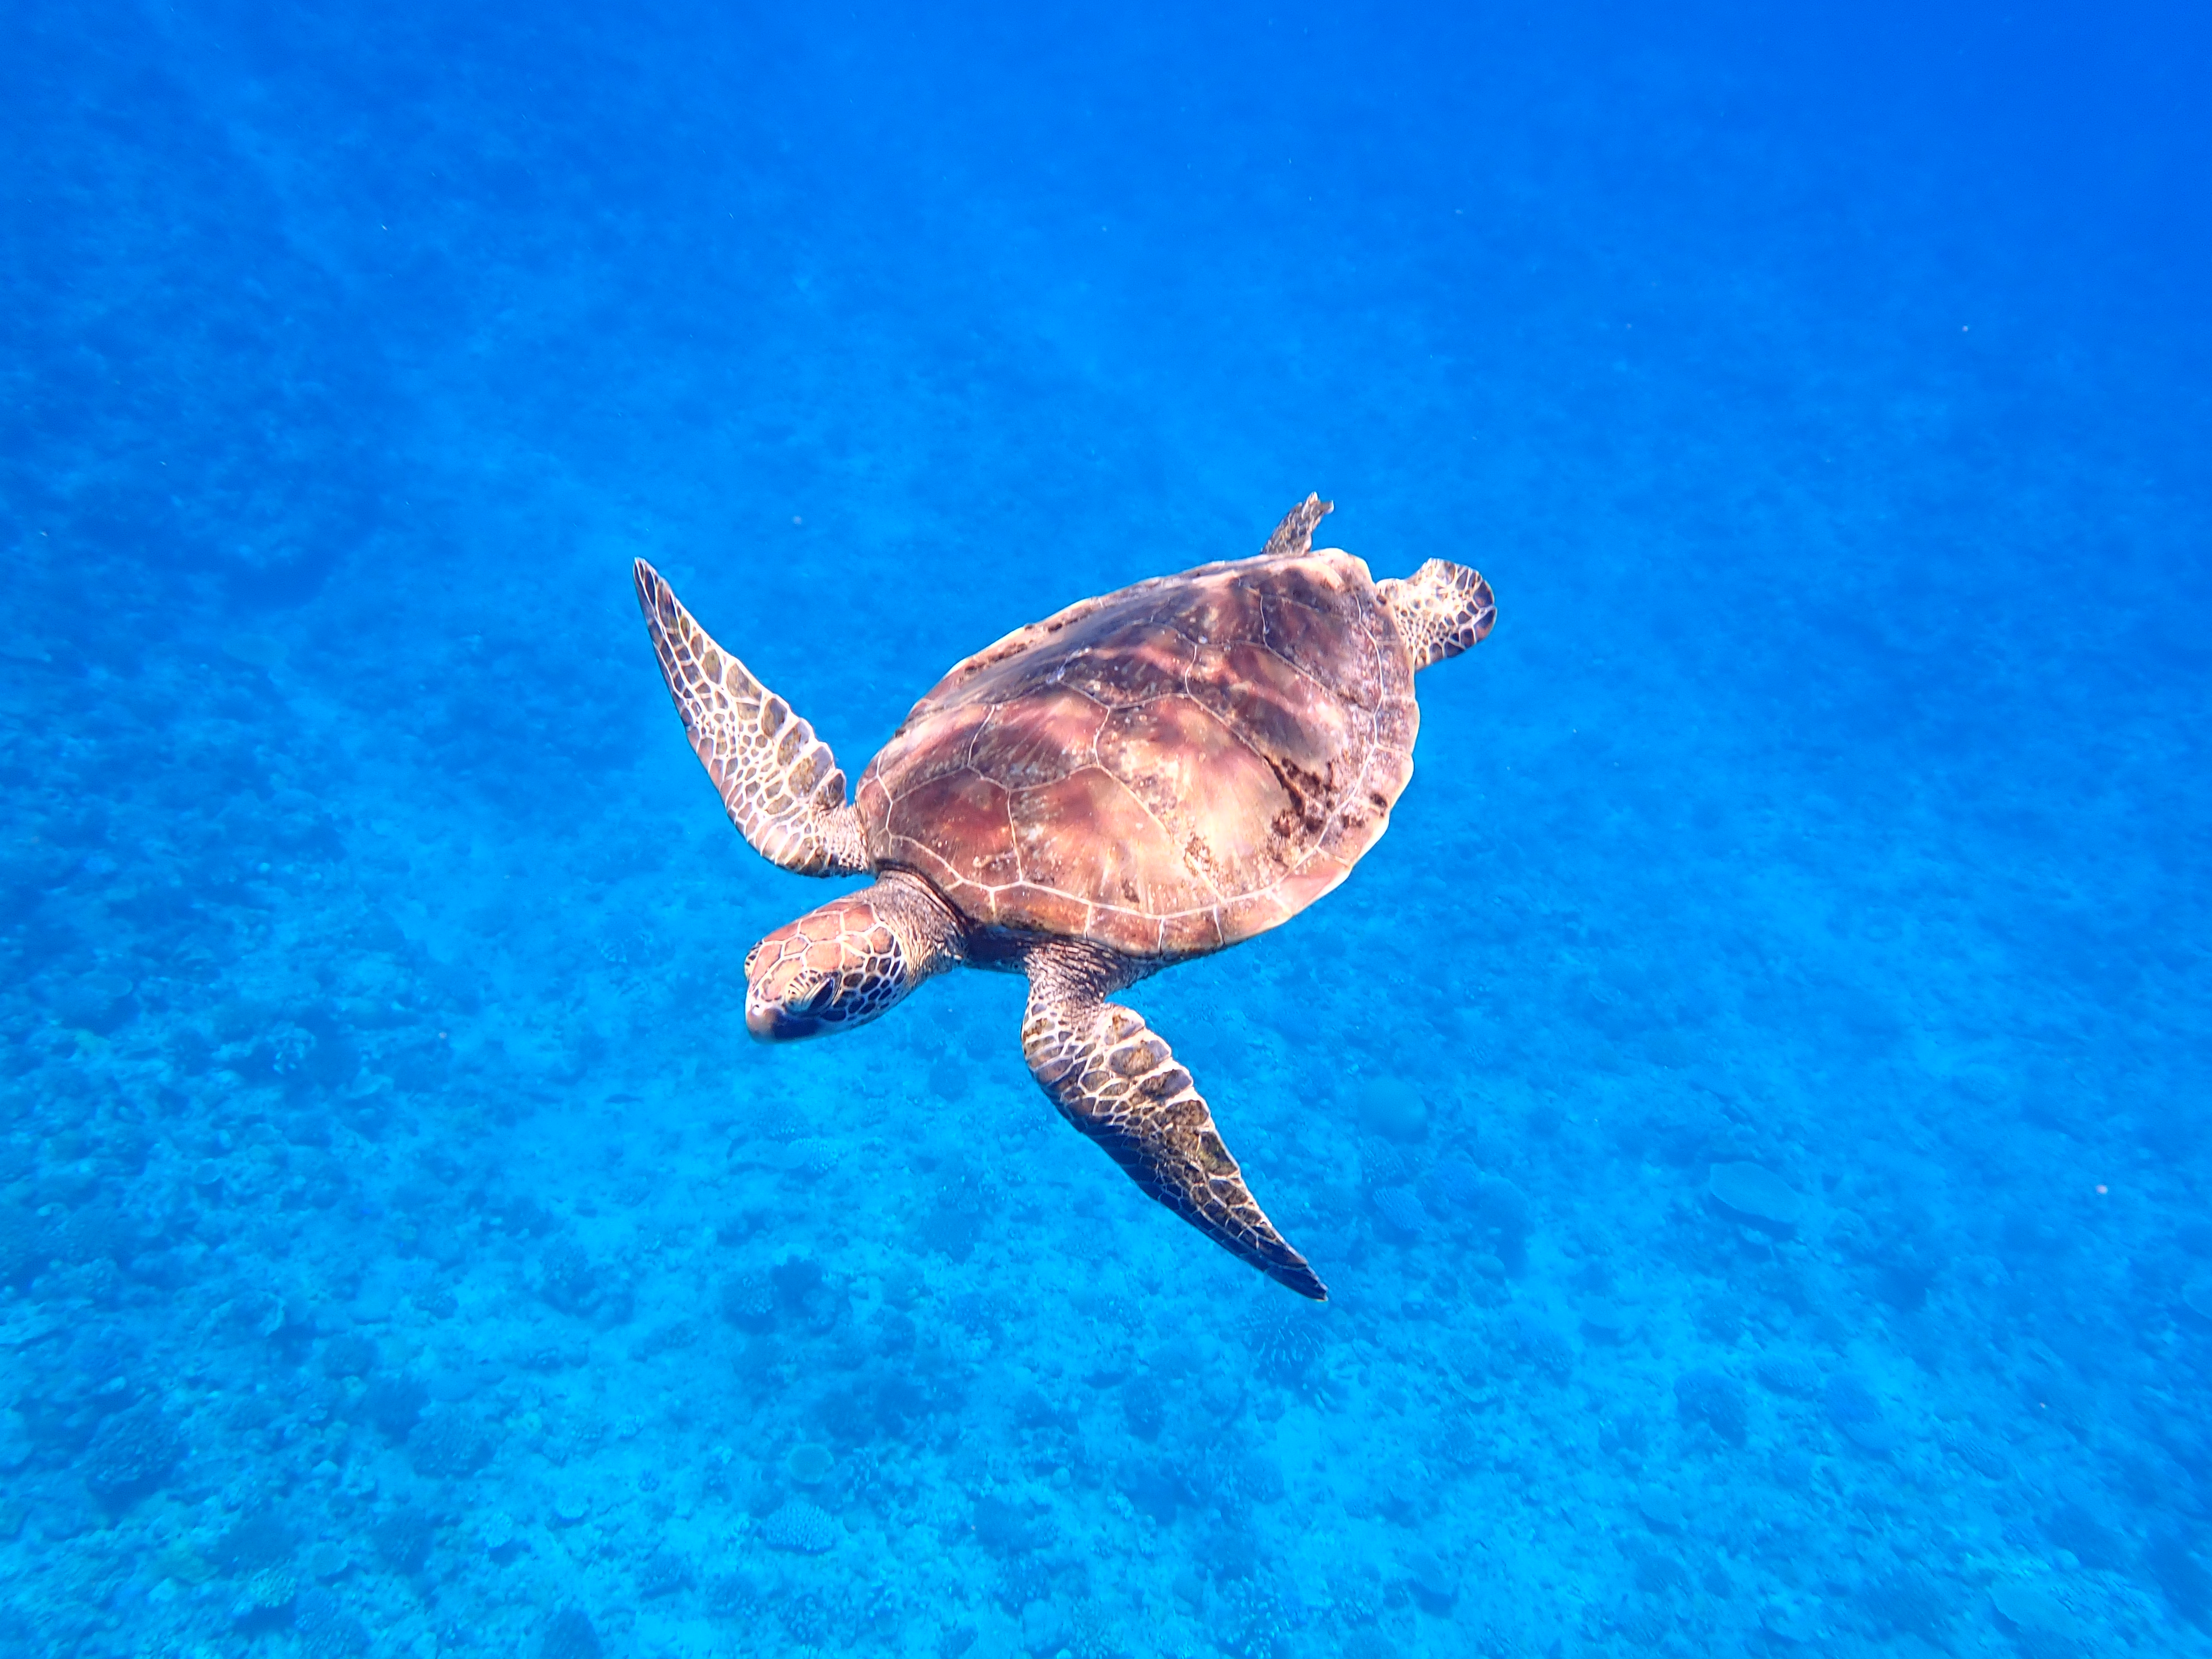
[4, 0, 2211, 1654]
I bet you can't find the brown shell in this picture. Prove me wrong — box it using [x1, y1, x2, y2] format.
[853, 549, 1418, 958]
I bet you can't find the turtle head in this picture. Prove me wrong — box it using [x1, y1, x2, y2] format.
[743, 878, 957, 1041]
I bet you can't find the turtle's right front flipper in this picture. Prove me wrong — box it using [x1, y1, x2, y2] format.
[634, 559, 868, 876]
[1021, 947, 1326, 1301]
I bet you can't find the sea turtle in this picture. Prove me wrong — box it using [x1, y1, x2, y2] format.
[634, 495, 1494, 1298]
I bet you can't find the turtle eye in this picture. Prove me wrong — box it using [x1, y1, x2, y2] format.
[743, 943, 762, 979]
[794, 978, 838, 1016]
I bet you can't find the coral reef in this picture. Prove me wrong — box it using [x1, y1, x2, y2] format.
[761, 1499, 839, 1554]
[1705, 1160, 1806, 1228]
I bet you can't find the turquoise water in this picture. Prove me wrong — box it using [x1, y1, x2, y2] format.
[4, 2, 2211, 1655]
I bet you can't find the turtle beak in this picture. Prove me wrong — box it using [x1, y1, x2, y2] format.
[744, 919, 827, 1041]
[744, 969, 830, 1041]
[742, 892, 922, 1041]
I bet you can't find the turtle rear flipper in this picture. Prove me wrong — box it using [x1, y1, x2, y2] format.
[1261, 491, 1334, 558]
[1380, 558, 1496, 669]
[635, 559, 868, 876]
[1021, 945, 1327, 1301]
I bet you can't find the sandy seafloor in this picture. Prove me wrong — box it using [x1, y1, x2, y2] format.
[4, 2, 2212, 1657]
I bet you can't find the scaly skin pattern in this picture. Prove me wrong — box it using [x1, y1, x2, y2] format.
[634, 558, 868, 876]
[1020, 941, 1327, 1301]
[743, 871, 962, 1040]
[1377, 557, 1498, 669]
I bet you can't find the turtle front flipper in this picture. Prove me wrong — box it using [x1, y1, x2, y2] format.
[634, 559, 868, 876]
[1021, 945, 1327, 1301]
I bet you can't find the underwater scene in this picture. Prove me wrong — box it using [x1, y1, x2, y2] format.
[4, 1, 2210, 1656]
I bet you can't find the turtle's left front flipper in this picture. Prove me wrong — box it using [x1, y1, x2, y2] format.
[634, 559, 868, 876]
[1021, 948, 1327, 1301]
